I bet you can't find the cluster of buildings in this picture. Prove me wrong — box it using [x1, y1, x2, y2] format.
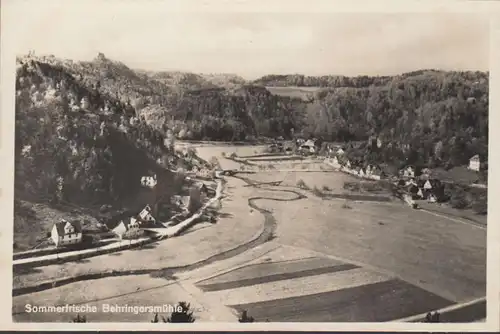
[397, 177, 444, 203]
[49, 204, 159, 247]
[324, 151, 385, 181]
[110, 205, 158, 239]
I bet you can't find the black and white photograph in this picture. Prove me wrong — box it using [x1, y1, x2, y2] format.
[3, 0, 498, 328]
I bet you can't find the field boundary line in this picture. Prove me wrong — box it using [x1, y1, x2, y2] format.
[390, 297, 486, 323]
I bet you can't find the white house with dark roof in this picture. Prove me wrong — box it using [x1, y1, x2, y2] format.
[128, 217, 141, 229]
[428, 193, 438, 203]
[51, 219, 83, 247]
[469, 155, 481, 172]
[141, 174, 157, 188]
[300, 139, 316, 154]
[138, 205, 156, 224]
[402, 166, 415, 178]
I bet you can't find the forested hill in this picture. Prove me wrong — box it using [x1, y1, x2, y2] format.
[252, 70, 487, 88]
[305, 70, 488, 168]
[15, 55, 186, 209]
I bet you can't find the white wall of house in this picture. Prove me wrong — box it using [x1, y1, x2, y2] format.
[139, 207, 156, 223]
[141, 175, 158, 188]
[55, 232, 83, 247]
[51, 225, 59, 246]
[469, 159, 480, 172]
[112, 221, 128, 238]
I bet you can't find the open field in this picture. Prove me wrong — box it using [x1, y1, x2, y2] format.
[176, 142, 268, 163]
[251, 189, 485, 302]
[265, 86, 322, 101]
[416, 201, 487, 226]
[244, 155, 305, 162]
[243, 171, 363, 193]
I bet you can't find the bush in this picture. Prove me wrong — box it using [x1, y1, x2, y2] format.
[472, 196, 487, 215]
[296, 179, 308, 189]
[166, 302, 196, 323]
[239, 310, 255, 323]
[343, 182, 361, 192]
[322, 185, 331, 191]
[151, 302, 195, 323]
[72, 314, 87, 323]
[312, 186, 324, 197]
[450, 190, 468, 209]
[229, 152, 237, 159]
[342, 201, 352, 209]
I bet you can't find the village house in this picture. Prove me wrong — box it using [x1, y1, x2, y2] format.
[51, 219, 83, 247]
[128, 217, 141, 229]
[141, 174, 157, 188]
[468, 155, 481, 172]
[337, 147, 345, 156]
[359, 167, 366, 178]
[300, 139, 317, 154]
[421, 168, 431, 177]
[401, 166, 415, 178]
[428, 193, 438, 203]
[365, 165, 373, 175]
[405, 178, 417, 187]
[296, 138, 306, 146]
[370, 171, 381, 180]
[369, 166, 383, 180]
[138, 205, 157, 224]
[214, 169, 224, 178]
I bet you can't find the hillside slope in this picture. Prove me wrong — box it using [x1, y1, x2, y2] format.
[14, 55, 200, 250]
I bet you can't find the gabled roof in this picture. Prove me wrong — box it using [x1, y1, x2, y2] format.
[470, 154, 480, 161]
[53, 219, 82, 236]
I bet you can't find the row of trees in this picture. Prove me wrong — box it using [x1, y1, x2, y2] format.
[253, 70, 486, 88]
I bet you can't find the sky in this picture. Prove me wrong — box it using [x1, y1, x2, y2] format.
[3, 1, 491, 79]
